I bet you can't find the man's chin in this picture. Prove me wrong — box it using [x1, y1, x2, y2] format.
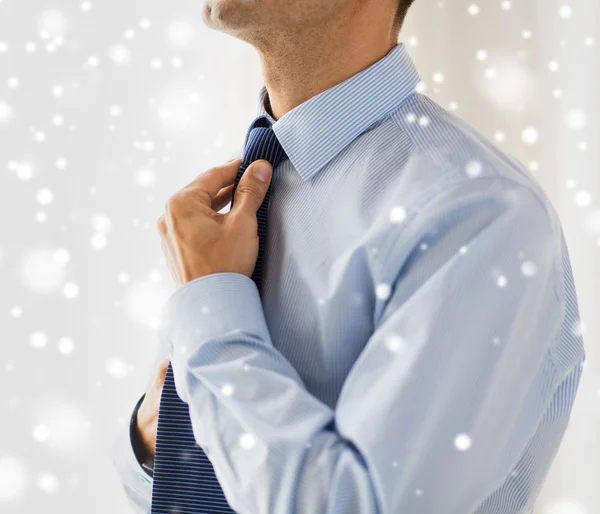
[201, 0, 248, 31]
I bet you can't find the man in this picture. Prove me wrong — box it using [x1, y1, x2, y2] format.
[113, 0, 586, 512]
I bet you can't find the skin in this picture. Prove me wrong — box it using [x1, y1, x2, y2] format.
[136, 0, 404, 463]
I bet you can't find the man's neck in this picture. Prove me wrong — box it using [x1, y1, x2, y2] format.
[257, 24, 398, 121]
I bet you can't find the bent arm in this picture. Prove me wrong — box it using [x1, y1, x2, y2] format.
[164, 178, 567, 513]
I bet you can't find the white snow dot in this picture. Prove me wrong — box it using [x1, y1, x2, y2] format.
[544, 498, 586, 514]
[484, 67, 497, 79]
[467, 4, 480, 16]
[91, 214, 112, 234]
[501, 1, 512, 10]
[85, 55, 99, 68]
[30, 331, 48, 349]
[496, 275, 508, 288]
[522, 30, 532, 39]
[493, 131, 506, 142]
[389, 205, 407, 223]
[405, 113, 416, 124]
[167, 20, 195, 47]
[0, 457, 27, 500]
[521, 261, 538, 277]
[548, 60, 560, 72]
[407, 36, 418, 47]
[63, 282, 80, 299]
[10, 306, 23, 318]
[0, 101, 13, 123]
[558, 5, 572, 19]
[36, 188, 54, 206]
[384, 334, 406, 354]
[493, 337, 501, 345]
[454, 433, 472, 451]
[110, 44, 131, 66]
[57, 337, 75, 355]
[139, 18, 151, 30]
[39, 9, 69, 40]
[239, 433, 256, 450]
[432, 72, 444, 84]
[415, 488, 423, 496]
[376, 283, 392, 300]
[475, 50, 488, 61]
[521, 127, 539, 144]
[117, 272, 130, 283]
[91, 233, 107, 249]
[109, 105, 122, 117]
[33, 425, 50, 442]
[221, 384, 234, 397]
[418, 115, 429, 127]
[53, 248, 70, 265]
[106, 358, 129, 380]
[80, 1, 93, 12]
[575, 190, 591, 207]
[465, 160, 482, 178]
[565, 108, 586, 130]
[7, 77, 19, 89]
[37, 472, 59, 494]
[135, 168, 156, 187]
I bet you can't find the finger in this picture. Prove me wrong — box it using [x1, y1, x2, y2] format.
[156, 213, 167, 236]
[229, 159, 272, 216]
[211, 183, 235, 211]
[160, 238, 180, 285]
[157, 357, 170, 384]
[182, 158, 242, 207]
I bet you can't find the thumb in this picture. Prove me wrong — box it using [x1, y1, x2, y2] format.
[231, 159, 273, 214]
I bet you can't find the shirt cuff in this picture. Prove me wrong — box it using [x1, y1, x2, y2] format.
[159, 272, 271, 400]
[129, 393, 154, 478]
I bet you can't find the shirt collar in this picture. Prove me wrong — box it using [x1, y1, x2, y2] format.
[245, 42, 421, 182]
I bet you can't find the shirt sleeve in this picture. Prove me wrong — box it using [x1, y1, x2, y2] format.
[112, 336, 170, 512]
[164, 177, 566, 514]
[112, 394, 153, 514]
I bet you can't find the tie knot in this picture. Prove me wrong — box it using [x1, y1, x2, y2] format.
[242, 116, 289, 170]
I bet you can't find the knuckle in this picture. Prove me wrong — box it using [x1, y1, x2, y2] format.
[165, 191, 187, 213]
[236, 183, 262, 203]
[156, 214, 166, 233]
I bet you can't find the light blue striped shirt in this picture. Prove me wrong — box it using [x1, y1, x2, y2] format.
[113, 42, 586, 514]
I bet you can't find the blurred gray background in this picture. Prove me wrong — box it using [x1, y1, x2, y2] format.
[0, 0, 598, 512]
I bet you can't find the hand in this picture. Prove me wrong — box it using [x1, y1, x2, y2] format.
[135, 357, 170, 462]
[157, 157, 273, 286]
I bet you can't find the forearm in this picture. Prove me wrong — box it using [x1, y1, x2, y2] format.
[165, 273, 381, 513]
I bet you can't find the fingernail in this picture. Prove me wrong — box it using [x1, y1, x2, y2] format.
[253, 161, 272, 183]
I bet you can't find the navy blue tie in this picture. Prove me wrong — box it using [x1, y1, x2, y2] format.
[151, 115, 288, 514]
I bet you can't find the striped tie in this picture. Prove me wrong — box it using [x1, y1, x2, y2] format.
[151, 115, 288, 514]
